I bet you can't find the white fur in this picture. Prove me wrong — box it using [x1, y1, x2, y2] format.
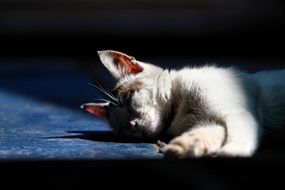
[162, 67, 285, 157]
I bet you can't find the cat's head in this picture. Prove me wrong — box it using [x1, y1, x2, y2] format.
[81, 50, 171, 138]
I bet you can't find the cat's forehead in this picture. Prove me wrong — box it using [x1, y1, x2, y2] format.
[114, 80, 143, 98]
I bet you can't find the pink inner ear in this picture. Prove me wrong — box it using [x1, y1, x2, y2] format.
[115, 53, 143, 75]
[83, 104, 107, 118]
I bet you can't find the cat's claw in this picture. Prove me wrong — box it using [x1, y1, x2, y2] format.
[154, 140, 167, 153]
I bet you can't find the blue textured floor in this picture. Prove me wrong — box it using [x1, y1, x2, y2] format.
[0, 59, 162, 160]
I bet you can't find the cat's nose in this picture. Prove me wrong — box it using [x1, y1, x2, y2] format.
[130, 120, 138, 129]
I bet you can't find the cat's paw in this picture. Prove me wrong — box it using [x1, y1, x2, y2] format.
[161, 130, 221, 158]
[162, 134, 209, 158]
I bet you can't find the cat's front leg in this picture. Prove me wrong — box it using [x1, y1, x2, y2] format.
[161, 124, 226, 158]
[161, 111, 259, 158]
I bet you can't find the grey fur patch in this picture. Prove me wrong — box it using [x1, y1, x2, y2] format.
[114, 80, 143, 104]
[165, 83, 228, 145]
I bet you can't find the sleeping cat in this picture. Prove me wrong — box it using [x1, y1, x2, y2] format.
[81, 50, 285, 158]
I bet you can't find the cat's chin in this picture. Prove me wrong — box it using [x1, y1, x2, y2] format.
[142, 121, 162, 137]
[113, 122, 162, 139]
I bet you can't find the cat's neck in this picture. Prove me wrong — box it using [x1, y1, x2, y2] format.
[156, 69, 186, 133]
[155, 68, 189, 107]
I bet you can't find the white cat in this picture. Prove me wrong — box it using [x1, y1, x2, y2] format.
[81, 50, 285, 158]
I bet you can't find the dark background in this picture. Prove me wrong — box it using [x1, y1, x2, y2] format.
[0, 0, 285, 189]
[1, 0, 284, 100]
[0, 0, 284, 59]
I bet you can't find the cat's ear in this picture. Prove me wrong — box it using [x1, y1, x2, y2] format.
[80, 102, 109, 118]
[97, 50, 143, 79]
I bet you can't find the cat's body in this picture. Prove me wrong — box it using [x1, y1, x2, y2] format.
[81, 50, 285, 158]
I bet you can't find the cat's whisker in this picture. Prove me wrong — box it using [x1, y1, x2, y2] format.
[94, 82, 119, 103]
[97, 82, 117, 100]
[93, 98, 118, 106]
[89, 82, 119, 103]
[93, 94, 119, 106]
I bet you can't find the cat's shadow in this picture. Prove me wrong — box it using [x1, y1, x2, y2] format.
[46, 130, 171, 144]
